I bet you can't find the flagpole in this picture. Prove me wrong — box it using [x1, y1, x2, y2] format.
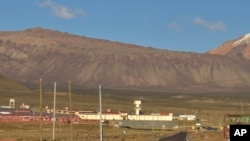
[39, 79, 43, 141]
[52, 82, 56, 141]
[99, 84, 103, 141]
[68, 81, 73, 141]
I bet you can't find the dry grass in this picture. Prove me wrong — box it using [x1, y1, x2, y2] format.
[188, 131, 226, 141]
[0, 122, 178, 141]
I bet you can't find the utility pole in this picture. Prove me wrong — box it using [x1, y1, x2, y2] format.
[39, 79, 43, 141]
[68, 81, 73, 141]
[99, 84, 103, 141]
[52, 82, 56, 141]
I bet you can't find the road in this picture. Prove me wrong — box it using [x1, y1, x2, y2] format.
[158, 132, 188, 141]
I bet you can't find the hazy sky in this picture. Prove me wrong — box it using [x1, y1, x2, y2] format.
[0, 0, 249, 53]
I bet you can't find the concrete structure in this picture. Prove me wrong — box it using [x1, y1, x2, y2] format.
[178, 115, 196, 120]
[76, 109, 127, 121]
[9, 99, 15, 108]
[0, 99, 15, 109]
[128, 113, 173, 121]
[77, 111, 173, 121]
[134, 100, 141, 115]
[77, 100, 173, 121]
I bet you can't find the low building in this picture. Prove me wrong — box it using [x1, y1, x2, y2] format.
[178, 115, 196, 120]
[77, 100, 173, 121]
[128, 113, 173, 121]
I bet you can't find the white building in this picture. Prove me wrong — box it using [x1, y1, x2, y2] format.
[77, 111, 173, 121]
[77, 100, 173, 121]
[128, 113, 173, 121]
[178, 115, 196, 120]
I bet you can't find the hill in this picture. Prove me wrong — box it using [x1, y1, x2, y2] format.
[1, 27, 250, 88]
[0, 74, 30, 91]
[208, 33, 250, 60]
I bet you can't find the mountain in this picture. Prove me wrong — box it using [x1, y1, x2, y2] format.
[1, 27, 250, 89]
[208, 33, 250, 60]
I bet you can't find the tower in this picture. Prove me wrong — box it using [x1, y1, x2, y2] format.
[9, 99, 15, 108]
[134, 100, 141, 115]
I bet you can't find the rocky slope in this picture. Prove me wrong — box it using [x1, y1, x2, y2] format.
[1, 27, 250, 88]
[208, 33, 250, 60]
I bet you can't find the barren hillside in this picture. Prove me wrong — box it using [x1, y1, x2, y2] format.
[1, 27, 250, 88]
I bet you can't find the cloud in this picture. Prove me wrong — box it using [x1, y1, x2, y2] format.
[168, 22, 181, 31]
[39, 0, 86, 19]
[194, 17, 226, 31]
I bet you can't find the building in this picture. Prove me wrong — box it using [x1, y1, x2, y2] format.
[178, 115, 196, 121]
[77, 100, 173, 121]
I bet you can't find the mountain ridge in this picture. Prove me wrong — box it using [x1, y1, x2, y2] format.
[208, 33, 250, 60]
[1, 27, 250, 89]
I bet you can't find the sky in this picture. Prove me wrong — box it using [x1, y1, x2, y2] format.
[0, 0, 250, 53]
